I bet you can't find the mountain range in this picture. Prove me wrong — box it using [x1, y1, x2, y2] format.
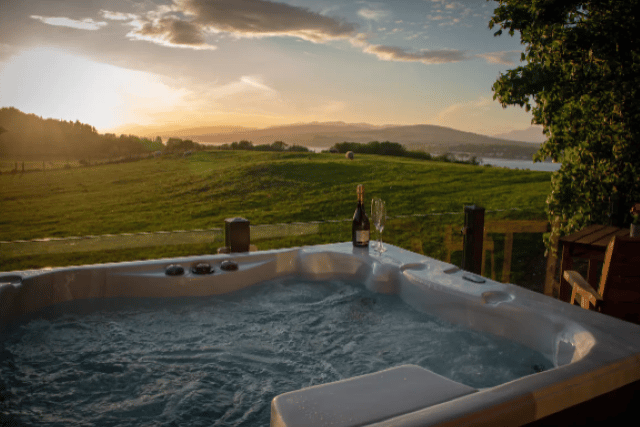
[120, 122, 544, 159]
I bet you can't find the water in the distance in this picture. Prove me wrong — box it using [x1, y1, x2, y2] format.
[480, 157, 561, 172]
[1, 278, 552, 427]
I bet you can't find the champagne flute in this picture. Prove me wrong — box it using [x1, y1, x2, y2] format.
[371, 198, 379, 253]
[371, 198, 386, 254]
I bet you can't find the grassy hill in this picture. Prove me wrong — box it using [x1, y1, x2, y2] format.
[0, 150, 552, 283]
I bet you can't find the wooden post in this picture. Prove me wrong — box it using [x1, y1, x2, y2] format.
[501, 232, 514, 283]
[444, 224, 457, 263]
[462, 205, 484, 274]
[559, 242, 574, 302]
[224, 217, 250, 253]
[544, 218, 561, 297]
[609, 193, 622, 227]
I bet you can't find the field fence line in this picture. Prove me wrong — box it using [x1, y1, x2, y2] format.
[0, 208, 538, 257]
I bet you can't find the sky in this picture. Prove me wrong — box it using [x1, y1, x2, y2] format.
[0, 0, 544, 139]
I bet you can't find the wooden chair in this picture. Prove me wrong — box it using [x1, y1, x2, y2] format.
[563, 235, 640, 324]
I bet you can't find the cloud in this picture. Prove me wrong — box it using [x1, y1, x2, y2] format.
[175, 0, 358, 42]
[100, 10, 139, 21]
[109, 0, 476, 67]
[0, 43, 18, 62]
[188, 75, 278, 102]
[239, 76, 276, 93]
[476, 51, 521, 66]
[30, 15, 108, 31]
[428, 0, 476, 6]
[426, 0, 474, 26]
[127, 16, 217, 50]
[349, 33, 371, 48]
[434, 97, 493, 122]
[173, 75, 282, 121]
[364, 44, 468, 64]
[122, 0, 357, 49]
[358, 8, 390, 21]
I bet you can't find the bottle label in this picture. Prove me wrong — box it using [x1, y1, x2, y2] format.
[355, 230, 369, 244]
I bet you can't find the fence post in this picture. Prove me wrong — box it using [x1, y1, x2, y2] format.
[223, 217, 250, 253]
[609, 193, 622, 226]
[462, 205, 484, 274]
[544, 217, 561, 296]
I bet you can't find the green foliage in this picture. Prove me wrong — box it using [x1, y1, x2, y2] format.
[286, 144, 310, 152]
[271, 140, 287, 151]
[218, 140, 311, 153]
[489, 0, 640, 239]
[332, 141, 407, 156]
[164, 137, 205, 152]
[138, 136, 164, 152]
[330, 141, 479, 165]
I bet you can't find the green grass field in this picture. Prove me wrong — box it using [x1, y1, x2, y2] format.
[1, 150, 552, 287]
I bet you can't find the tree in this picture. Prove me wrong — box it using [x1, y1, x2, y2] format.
[153, 136, 164, 151]
[165, 137, 183, 151]
[271, 141, 288, 151]
[489, 0, 640, 242]
[231, 140, 254, 150]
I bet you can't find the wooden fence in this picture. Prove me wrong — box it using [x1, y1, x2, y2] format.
[443, 220, 553, 288]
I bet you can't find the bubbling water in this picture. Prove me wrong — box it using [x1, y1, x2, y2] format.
[0, 278, 552, 426]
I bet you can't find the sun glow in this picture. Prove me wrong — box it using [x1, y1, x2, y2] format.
[0, 47, 191, 132]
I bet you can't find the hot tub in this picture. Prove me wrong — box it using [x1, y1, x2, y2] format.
[1, 242, 639, 426]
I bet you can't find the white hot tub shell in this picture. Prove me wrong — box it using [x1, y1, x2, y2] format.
[1, 243, 639, 426]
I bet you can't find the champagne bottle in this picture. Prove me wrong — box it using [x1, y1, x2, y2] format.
[352, 184, 370, 247]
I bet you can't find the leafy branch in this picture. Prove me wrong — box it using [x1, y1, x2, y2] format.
[489, 0, 640, 243]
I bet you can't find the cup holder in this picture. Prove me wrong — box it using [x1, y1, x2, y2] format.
[462, 273, 486, 284]
[220, 260, 239, 271]
[481, 291, 514, 306]
[165, 265, 185, 276]
[192, 263, 213, 275]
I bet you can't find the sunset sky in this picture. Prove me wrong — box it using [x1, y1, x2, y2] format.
[0, 0, 543, 139]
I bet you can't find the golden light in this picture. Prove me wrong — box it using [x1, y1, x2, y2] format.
[0, 47, 191, 132]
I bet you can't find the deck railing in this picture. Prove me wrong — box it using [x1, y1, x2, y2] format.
[1, 209, 555, 294]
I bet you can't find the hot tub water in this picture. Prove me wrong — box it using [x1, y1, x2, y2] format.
[1, 277, 551, 426]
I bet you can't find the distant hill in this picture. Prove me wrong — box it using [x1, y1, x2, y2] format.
[151, 122, 543, 160]
[112, 123, 257, 139]
[492, 126, 546, 143]
[2, 106, 543, 161]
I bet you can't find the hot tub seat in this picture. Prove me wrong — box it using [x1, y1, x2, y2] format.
[271, 365, 477, 427]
